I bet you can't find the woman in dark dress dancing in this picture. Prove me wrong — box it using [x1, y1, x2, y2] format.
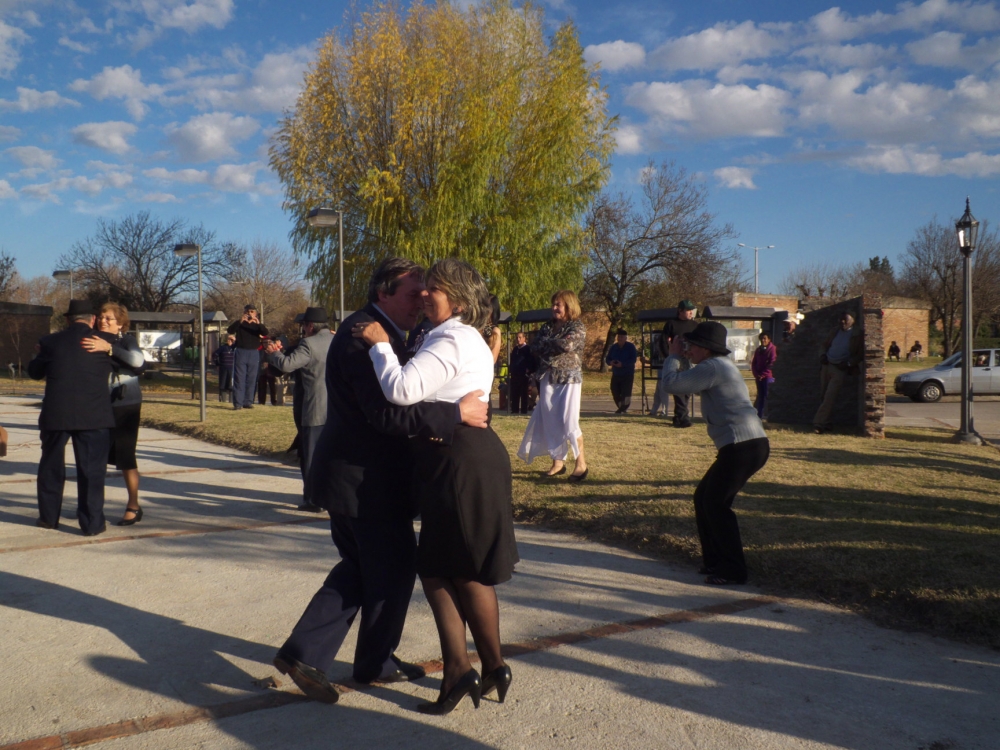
[355, 259, 518, 715]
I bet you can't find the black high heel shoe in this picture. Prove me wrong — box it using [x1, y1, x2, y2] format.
[417, 669, 481, 715]
[480, 664, 512, 703]
[116, 506, 143, 526]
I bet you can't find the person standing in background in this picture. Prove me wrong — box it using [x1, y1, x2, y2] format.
[227, 305, 267, 410]
[750, 332, 777, 420]
[508, 331, 535, 415]
[266, 307, 334, 513]
[659, 300, 699, 428]
[212, 334, 236, 402]
[813, 311, 863, 434]
[605, 328, 638, 414]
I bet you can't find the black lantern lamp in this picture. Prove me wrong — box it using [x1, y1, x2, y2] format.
[955, 198, 979, 257]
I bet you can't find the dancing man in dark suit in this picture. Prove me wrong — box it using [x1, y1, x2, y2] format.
[274, 258, 489, 703]
[28, 299, 116, 536]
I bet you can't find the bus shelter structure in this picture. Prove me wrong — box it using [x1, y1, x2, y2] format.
[636, 306, 784, 415]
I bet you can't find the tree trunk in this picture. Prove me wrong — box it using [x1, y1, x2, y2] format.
[599, 323, 618, 373]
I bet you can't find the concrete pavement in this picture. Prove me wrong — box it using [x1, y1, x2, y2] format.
[1, 395, 997, 750]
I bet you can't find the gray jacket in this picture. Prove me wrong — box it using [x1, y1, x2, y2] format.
[107, 333, 144, 408]
[268, 328, 333, 427]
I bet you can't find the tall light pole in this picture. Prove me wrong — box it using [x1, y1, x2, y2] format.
[307, 207, 344, 325]
[52, 269, 74, 298]
[955, 198, 981, 445]
[737, 243, 775, 294]
[173, 243, 206, 423]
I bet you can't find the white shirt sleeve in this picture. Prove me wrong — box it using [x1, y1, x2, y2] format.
[368, 333, 462, 405]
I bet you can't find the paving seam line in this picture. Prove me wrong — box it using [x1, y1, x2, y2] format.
[0, 596, 776, 750]
[2, 460, 296, 486]
[0, 515, 329, 554]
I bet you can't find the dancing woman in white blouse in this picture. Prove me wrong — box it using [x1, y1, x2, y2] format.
[355, 259, 518, 716]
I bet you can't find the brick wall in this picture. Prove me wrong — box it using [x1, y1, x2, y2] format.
[882, 297, 931, 358]
[767, 294, 885, 437]
[0, 303, 54, 370]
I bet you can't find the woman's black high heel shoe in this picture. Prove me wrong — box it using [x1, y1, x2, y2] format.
[417, 669, 481, 715]
[116, 506, 143, 526]
[480, 664, 512, 703]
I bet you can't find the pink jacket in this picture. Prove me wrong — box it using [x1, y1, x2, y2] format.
[751, 342, 777, 381]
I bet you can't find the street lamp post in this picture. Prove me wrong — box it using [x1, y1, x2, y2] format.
[52, 269, 74, 298]
[737, 244, 775, 294]
[307, 207, 345, 325]
[173, 243, 206, 423]
[955, 198, 982, 445]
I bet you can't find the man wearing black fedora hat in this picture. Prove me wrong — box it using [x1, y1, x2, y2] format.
[28, 299, 117, 536]
[659, 321, 769, 586]
[266, 306, 334, 512]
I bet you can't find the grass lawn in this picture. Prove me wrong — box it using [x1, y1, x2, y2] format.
[140, 397, 1000, 648]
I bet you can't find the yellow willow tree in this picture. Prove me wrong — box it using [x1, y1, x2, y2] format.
[270, 0, 615, 311]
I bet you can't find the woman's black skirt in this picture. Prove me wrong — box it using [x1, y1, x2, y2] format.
[413, 424, 518, 585]
[108, 402, 141, 471]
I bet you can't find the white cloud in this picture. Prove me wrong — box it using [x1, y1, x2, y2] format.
[583, 41, 646, 72]
[906, 31, 1000, 69]
[0, 20, 30, 77]
[0, 87, 80, 112]
[58, 37, 94, 54]
[793, 43, 898, 69]
[4, 146, 60, 170]
[615, 124, 644, 154]
[714, 166, 757, 189]
[649, 21, 791, 71]
[69, 65, 163, 120]
[170, 47, 312, 113]
[145, 0, 235, 33]
[165, 112, 260, 162]
[144, 161, 272, 193]
[626, 80, 790, 139]
[0, 179, 15, 199]
[71, 122, 139, 155]
[809, 2, 1000, 43]
[141, 192, 180, 203]
[848, 146, 1000, 176]
[0, 125, 20, 142]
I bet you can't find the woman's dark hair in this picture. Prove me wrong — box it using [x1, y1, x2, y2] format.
[489, 294, 500, 326]
[367, 257, 425, 304]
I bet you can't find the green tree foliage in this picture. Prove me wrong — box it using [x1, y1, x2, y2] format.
[270, 0, 615, 311]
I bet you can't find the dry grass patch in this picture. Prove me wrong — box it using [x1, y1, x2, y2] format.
[141, 398, 298, 456]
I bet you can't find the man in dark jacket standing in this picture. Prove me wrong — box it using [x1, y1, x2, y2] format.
[508, 330, 535, 414]
[658, 300, 699, 427]
[266, 307, 334, 512]
[273, 258, 489, 703]
[226, 304, 267, 410]
[212, 334, 236, 402]
[28, 300, 115, 536]
[606, 328, 639, 414]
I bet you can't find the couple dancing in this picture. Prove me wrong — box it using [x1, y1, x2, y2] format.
[274, 257, 518, 715]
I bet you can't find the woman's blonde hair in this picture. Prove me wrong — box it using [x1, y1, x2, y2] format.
[99, 302, 130, 332]
[426, 258, 492, 331]
[551, 290, 581, 321]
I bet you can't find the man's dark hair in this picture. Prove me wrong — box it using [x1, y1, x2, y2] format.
[68, 314, 93, 324]
[368, 257, 424, 304]
[616, 328, 628, 336]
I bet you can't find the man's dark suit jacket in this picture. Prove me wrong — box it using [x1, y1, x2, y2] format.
[28, 322, 115, 432]
[311, 304, 457, 521]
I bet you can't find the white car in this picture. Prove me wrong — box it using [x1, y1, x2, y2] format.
[893, 350, 1000, 402]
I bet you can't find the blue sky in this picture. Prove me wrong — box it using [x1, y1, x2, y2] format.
[2, 0, 999, 295]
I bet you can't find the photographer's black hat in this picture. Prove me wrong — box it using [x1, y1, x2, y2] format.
[303, 306, 328, 324]
[677, 299, 697, 311]
[244, 303, 257, 312]
[683, 321, 730, 355]
[65, 299, 94, 317]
